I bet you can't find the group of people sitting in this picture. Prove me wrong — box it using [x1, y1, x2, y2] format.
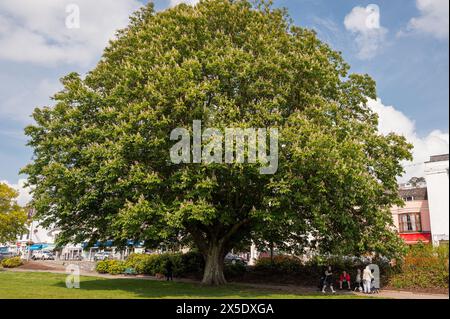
[320, 265, 378, 294]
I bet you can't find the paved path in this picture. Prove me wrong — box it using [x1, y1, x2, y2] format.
[5, 266, 449, 300]
[356, 290, 448, 299]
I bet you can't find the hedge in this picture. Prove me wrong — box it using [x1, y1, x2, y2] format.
[254, 254, 377, 276]
[95, 260, 126, 275]
[96, 251, 205, 277]
[388, 243, 449, 289]
[255, 255, 303, 274]
[96, 250, 438, 288]
[1, 256, 23, 268]
[224, 262, 247, 277]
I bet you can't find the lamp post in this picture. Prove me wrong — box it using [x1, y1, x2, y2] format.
[26, 208, 35, 262]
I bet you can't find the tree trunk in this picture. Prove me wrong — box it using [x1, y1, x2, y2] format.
[202, 242, 227, 285]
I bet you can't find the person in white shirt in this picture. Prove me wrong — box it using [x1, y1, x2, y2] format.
[362, 266, 374, 294]
[354, 269, 362, 291]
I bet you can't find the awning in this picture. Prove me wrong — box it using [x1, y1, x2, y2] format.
[43, 244, 56, 250]
[95, 240, 113, 247]
[83, 240, 145, 248]
[400, 232, 432, 244]
[29, 244, 43, 251]
[127, 240, 144, 247]
[83, 240, 114, 248]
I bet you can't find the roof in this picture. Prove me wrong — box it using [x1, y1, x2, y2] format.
[398, 187, 428, 200]
[427, 154, 449, 163]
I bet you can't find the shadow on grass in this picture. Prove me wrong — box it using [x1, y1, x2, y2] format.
[0, 271, 371, 299]
[52, 278, 289, 298]
[52, 276, 362, 299]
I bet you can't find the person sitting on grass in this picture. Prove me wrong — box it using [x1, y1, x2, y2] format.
[339, 270, 351, 290]
[322, 266, 336, 294]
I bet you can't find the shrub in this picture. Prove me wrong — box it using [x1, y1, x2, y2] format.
[123, 253, 163, 275]
[142, 254, 165, 275]
[125, 253, 152, 274]
[255, 255, 302, 274]
[251, 253, 385, 286]
[121, 251, 204, 277]
[177, 251, 204, 276]
[95, 260, 109, 274]
[95, 260, 126, 275]
[1, 256, 23, 268]
[389, 243, 449, 289]
[224, 262, 247, 278]
[107, 260, 126, 275]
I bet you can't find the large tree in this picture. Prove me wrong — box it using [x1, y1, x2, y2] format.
[0, 183, 28, 244]
[23, 0, 412, 285]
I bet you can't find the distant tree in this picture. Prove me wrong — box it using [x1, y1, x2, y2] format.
[22, 0, 412, 285]
[0, 183, 28, 244]
[408, 177, 426, 187]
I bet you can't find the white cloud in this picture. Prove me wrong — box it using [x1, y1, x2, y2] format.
[312, 16, 346, 48]
[344, 4, 388, 59]
[403, 0, 449, 40]
[1, 179, 32, 206]
[367, 98, 449, 181]
[0, 0, 141, 66]
[0, 78, 62, 123]
[169, 0, 200, 7]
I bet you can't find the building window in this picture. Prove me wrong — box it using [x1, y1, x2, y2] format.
[403, 196, 414, 201]
[399, 213, 422, 233]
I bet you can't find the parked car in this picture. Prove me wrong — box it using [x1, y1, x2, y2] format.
[32, 251, 55, 260]
[225, 253, 247, 265]
[93, 251, 111, 261]
[0, 252, 17, 261]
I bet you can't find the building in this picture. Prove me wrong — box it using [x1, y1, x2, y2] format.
[391, 185, 432, 244]
[391, 154, 449, 246]
[424, 154, 449, 245]
[9, 218, 146, 261]
[11, 220, 58, 257]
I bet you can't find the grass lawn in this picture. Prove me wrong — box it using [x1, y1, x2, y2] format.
[0, 271, 370, 299]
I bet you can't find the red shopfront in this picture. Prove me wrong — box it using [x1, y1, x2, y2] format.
[400, 232, 432, 244]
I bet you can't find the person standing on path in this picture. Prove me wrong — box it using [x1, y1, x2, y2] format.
[322, 266, 336, 293]
[354, 268, 362, 291]
[362, 266, 374, 294]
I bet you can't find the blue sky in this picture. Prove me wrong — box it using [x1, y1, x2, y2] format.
[0, 0, 448, 203]
[280, 0, 449, 134]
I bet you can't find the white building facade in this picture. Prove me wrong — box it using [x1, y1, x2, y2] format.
[424, 154, 449, 245]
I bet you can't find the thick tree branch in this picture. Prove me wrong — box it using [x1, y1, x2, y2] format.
[219, 218, 251, 245]
[190, 229, 208, 253]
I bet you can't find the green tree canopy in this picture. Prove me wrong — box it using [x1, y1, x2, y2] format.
[23, 0, 412, 284]
[0, 183, 28, 244]
[408, 176, 426, 187]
